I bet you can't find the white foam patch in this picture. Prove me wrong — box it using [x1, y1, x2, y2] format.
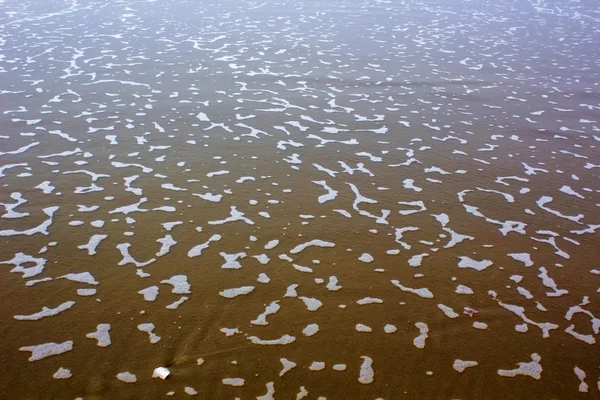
[137, 323, 161, 343]
[312, 180, 338, 203]
[309, 361, 325, 371]
[408, 253, 429, 267]
[538, 267, 568, 297]
[14, 301, 75, 321]
[574, 367, 589, 392]
[403, 179, 422, 192]
[35, 181, 56, 194]
[508, 253, 533, 267]
[456, 285, 474, 295]
[162, 221, 183, 231]
[296, 386, 308, 399]
[161, 183, 187, 192]
[222, 378, 245, 387]
[299, 296, 323, 311]
[117, 243, 156, 267]
[251, 301, 280, 325]
[453, 360, 479, 373]
[515, 323, 529, 333]
[284, 284, 298, 298]
[139, 286, 159, 301]
[391, 280, 434, 298]
[86, 324, 111, 347]
[536, 196, 583, 223]
[302, 323, 319, 336]
[359, 356, 374, 384]
[60, 272, 98, 285]
[473, 322, 488, 330]
[109, 198, 148, 215]
[333, 364, 347, 371]
[398, 200, 425, 216]
[264, 239, 279, 250]
[1, 253, 47, 278]
[0, 206, 59, 237]
[384, 324, 397, 333]
[208, 206, 254, 225]
[156, 235, 177, 257]
[220, 327, 240, 337]
[193, 192, 223, 202]
[438, 304, 459, 318]
[359, 253, 374, 263]
[257, 273, 270, 283]
[220, 286, 255, 298]
[161, 275, 191, 294]
[355, 324, 372, 332]
[497, 353, 542, 380]
[413, 322, 429, 349]
[248, 334, 295, 345]
[78, 234, 107, 255]
[326, 276, 342, 291]
[220, 252, 247, 269]
[257, 382, 275, 400]
[166, 296, 189, 310]
[489, 291, 558, 338]
[292, 263, 313, 273]
[357, 297, 383, 305]
[188, 234, 222, 257]
[20, 341, 73, 361]
[279, 358, 297, 376]
[53, 367, 72, 379]
[290, 239, 335, 254]
[458, 256, 493, 271]
[184, 387, 198, 395]
[91, 220, 105, 228]
[116, 372, 137, 383]
[253, 254, 270, 265]
[560, 186, 585, 199]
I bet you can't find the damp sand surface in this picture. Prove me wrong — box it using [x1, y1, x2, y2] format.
[1, 0, 600, 399]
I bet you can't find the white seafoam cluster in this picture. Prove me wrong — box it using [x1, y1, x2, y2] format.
[1, 0, 600, 397]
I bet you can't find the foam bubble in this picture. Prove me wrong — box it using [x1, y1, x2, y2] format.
[161, 275, 191, 294]
[309, 362, 325, 371]
[290, 239, 335, 254]
[413, 323, 429, 349]
[453, 360, 479, 373]
[53, 367, 72, 379]
[333, 364, 347, 371]
[251, 301, 280, 325]
[20, 341, 73, 361]
[359, 253, 374, 263]
[248, 334, 295, 345]
[458, 256, 493, 271]
[220, 286, 255, 298]
[14, 301, 75, 321]
[359, 356, 374, 384]
[299, 296, 323, 311]
[137, 323, 161, 343]
[222, 378, 245, 387]
[357, 297, 383, 305]
[302, 324, 319, 336]
[138, 286, 159, 301]
[498, 353, 542, 380]
[279, 358, 297, 376]
[86, 324, 111, 347]
[356, 324, 372, 332]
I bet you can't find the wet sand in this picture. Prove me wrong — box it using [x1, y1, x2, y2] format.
[1, 0, 599, 398]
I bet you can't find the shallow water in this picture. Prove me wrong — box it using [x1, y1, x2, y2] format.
[1, 0, 599, 398]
